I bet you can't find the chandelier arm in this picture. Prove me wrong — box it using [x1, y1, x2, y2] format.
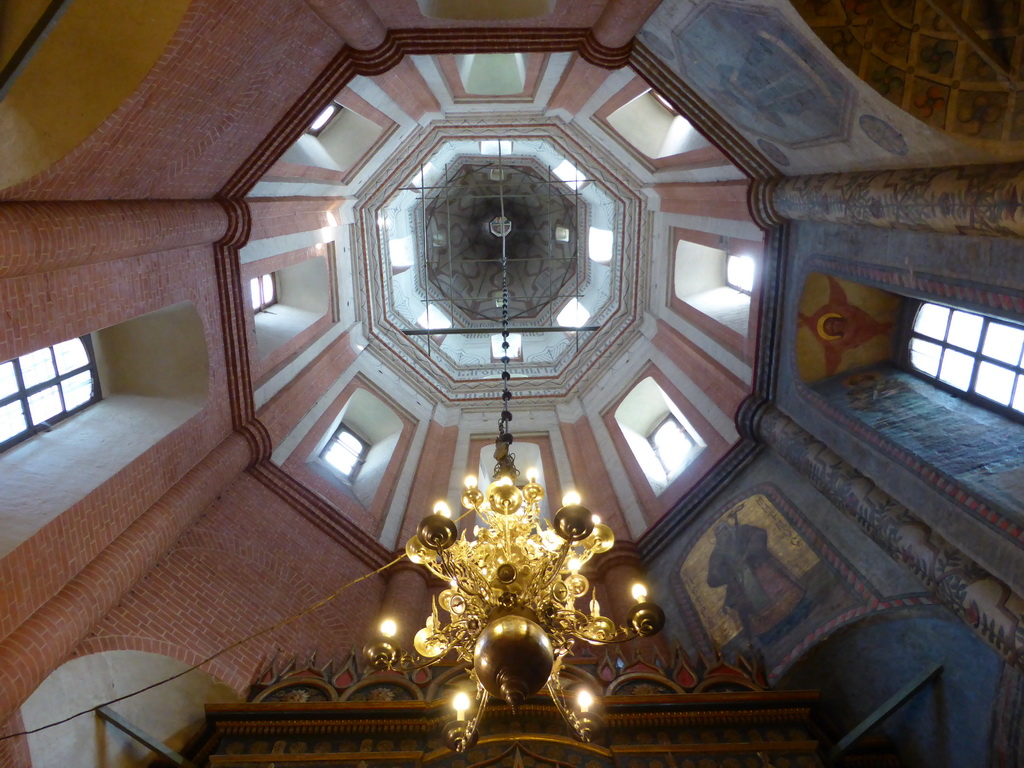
[527, 538, 575, 604]
[545, 672, 585, 739]
[565, 626, 640, 645]
[396, 623, 473, 671]
[466, 678, 489, 734]
[421, 557, 451, 581]
[439, 548, 490, 602]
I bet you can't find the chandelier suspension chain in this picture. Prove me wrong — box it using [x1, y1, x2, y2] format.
[363, 145, 666, 753]
[495, 148, 517, 480]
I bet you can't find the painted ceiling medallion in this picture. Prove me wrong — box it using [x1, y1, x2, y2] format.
[488, 215, 512, 238]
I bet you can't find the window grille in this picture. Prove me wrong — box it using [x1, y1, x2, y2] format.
[907, 301, 1024, 416]
[0, 337, 101, 451]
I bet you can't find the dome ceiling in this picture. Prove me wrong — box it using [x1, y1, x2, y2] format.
[420, 159, 580, 323]
[355, 121, 648, 402]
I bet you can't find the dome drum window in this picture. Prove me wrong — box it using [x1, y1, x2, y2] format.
[648, 414, 697, 476]
[321, 425, 369, 480]
[0, 337, 101, 451]
[250, 273, 277, 313]
[307, 102, 342, 136]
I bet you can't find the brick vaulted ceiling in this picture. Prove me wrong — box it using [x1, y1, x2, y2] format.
[5, 2, 1024, 764]
[5, 0, 1017, 560]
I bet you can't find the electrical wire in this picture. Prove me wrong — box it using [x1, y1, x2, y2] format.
[0, 501, 482, 743]
[0, 552, 407, 742]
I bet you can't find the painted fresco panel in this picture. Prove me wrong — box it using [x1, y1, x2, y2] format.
[677, 487, 863, 664]
[815, 366, 1024, 521]
[796, 273, 898, 382]
[668, 3, 854, 148]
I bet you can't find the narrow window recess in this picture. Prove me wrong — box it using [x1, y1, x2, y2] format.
[480, 140, 513, 156]
[250, 273, 277, 312]
[552, 160, 587, 191]
[908, 301, 1024, 416]
[321, 425, 369, 480]
[491, 333, 523, 362]
[0, 337, 101, 451]
[417, 305, 453, 330]
[648, 414, 697, 477]
[557, 298, 590, 328]
[726, 254, 755, 294]
[308, 102, 342, 136]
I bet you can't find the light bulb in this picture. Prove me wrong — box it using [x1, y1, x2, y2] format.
[496, 476, 513, 487]
[631, 582, 648, 602]
[527, 467, 539, 482]
[453, 691, 470, 721]
[562, 491, 582, 506]
[577, 689, 593, 713]
[591, 514, 601, 524]
[465, 475, 478, 489]
[568, 557, 582, 573]
[434, 500, 451, 518]
[379, 618, 397, 638]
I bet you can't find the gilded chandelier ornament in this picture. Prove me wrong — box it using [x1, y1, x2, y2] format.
[363, 463, 665, 749]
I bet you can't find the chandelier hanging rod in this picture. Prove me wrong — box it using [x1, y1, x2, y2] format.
[364, 143, 663, 753]
[401, 325, 600, 336]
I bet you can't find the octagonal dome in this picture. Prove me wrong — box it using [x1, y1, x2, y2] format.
[355, 121, 646, 401]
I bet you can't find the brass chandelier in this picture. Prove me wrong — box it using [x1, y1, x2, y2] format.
[366, 153, 665, 751]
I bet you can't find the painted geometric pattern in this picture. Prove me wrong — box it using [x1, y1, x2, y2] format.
[791, 0, 1024, 142]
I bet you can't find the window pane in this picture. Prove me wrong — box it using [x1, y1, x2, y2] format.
[19, 348, 55, 387]
[653, 419, 692, 459]
[982, 321, 1024, 366]
[27, 385, 62, 424]
[261, 274, 275, 304]
[914, 303, 950, 340]
[323, 441, 359, 476]
[975, 361, 1016, 405]
[0, 361, 17, 399]
[250, 277, 261, 310]
[417, 306, 452, 330]
[0, 401, 26, 442]
[337, 430, 363, 454]
[309, 104, 337, 132]
[726, 255, 755, 292]
[947, 310, 984, 351]
[480, 140, 513, 155]
[552, 160, 585, 190]
[491, 334, 522, 359]
[910, 338, 942, 377]
[557, 298, 590, 328]
[938, 348, 975, 391]
[53, 338, 89, 374]
[61, 371, 94, 410]
[1014, 375, 1024, 413]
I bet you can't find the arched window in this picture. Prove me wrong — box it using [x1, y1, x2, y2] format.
[310, 388, 404, 508]
[613, 377, 705, 492]
[0, 337, 101, 451]
[907, 301, 1024, 416]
